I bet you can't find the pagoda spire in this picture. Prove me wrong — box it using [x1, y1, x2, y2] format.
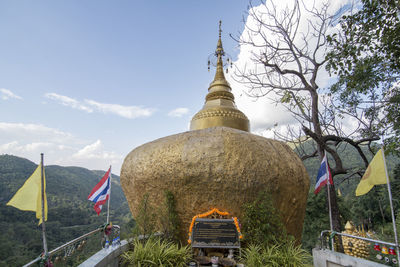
[208, 21, 230, 90]
[190, 21, 250, 132]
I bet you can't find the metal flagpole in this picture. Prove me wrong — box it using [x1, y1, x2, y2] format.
[327, 174, 334, 251]
[381, 147, 400, 266]
[323, 150, 335, 251]
[107, 165, 111, 224]
[40, 153, 48, 256]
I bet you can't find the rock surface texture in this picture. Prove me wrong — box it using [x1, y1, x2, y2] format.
[120, 127, 310, 243]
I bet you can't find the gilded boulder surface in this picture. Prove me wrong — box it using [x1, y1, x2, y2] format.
[120, 127, 309, 243]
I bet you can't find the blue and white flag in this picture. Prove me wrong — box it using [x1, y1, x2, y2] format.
[314, 153, 333, 194]
[88, 167, 111, 215]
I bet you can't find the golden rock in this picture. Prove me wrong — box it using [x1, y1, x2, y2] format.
[120, 127, 309, 243]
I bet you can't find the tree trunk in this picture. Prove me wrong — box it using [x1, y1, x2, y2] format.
[311, 89, 344, 252]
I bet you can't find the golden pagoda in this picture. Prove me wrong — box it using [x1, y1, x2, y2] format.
[190, 21, 249, 132]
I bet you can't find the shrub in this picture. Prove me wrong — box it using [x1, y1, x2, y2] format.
[132, 194, 156, 238]
[241, 191, 290, 246]
[121, 237, 191, 267]
[241, 241, 313, 267]
[158, 191, 180, 243]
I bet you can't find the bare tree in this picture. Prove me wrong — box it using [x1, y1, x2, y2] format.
[232, 0, 380, 238]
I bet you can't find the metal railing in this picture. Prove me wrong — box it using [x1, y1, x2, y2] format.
[23, 225, 120, 267]
[320, 230, 400, 267]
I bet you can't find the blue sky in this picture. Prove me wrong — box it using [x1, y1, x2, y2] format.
[0, 0, 348, 174]
[0, 1, 254, 173]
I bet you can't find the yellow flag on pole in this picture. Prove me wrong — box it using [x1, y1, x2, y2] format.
[6, 163, 48, 225]
[355, 148, 387, 196]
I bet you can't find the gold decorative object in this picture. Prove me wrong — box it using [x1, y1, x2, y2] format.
[120, 22, 310, 244]
[190, 21, 249, 132]
[341, 221, 370, 259]
[187, 208, 242, 243]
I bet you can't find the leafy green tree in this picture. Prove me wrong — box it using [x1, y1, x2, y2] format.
[234, 0, 382, 242]
[326, 0, 400, 155]
[302, 189, 330, 251]
[302, 188, 351, 251]
[392, 164, 400, 210]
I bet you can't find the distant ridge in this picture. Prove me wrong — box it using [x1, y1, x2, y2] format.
[0, 154, 132, 266]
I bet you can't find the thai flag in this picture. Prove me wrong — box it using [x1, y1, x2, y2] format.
[88, 167, 111, 215]
[314, 153, 333, 194]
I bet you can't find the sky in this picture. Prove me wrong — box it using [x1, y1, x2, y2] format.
[0, 0, 348, 174]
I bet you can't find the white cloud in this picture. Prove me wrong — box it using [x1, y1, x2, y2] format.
[228, 0, 349, 134]
[0, 122, 75, 143]
[168, 107, 189, 117]
[0, 141, 19, 151]
[71, 140, 123, 171]
[73, 140, 102, 159]
[228, 76, 296, 133]
[0, 122, 123, 173]
[25, 142, 56, 152]
[0, 88, 22, 100]
[73, 140, 122, 161]
[44, 92, 156, 119]
[45, 93, 93, 112]
[85, 99, 155, 119]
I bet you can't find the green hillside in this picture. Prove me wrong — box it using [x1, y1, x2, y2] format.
[299, 143, 400, 251]
[0, 154, 132, 266]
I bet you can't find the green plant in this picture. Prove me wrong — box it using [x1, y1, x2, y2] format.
[240, 244, 264, 266]
[121, 237, 191, 267]
[241, 241, 312, 267]
[241, 191, 289, 246]
[158, 191, 180, 243]
[132, 194, 156, 238]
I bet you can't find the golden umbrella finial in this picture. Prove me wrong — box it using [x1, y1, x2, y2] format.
[215, 20, 225, 59]
[209, 20, 227, 72]
[190, 21, 250, 132]
[219, 20, 222, 38]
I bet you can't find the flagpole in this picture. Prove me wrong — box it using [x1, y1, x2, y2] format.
[381, 147, 400, 266]
[40, 153, 48, 256]
[107, 165, 111, 224]
[322, 150, 335, 251]
[327, 174, 334, 251]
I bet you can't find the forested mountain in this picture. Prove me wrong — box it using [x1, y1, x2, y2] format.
[0, 154, 132, 266]
[300, 144, 400, 251]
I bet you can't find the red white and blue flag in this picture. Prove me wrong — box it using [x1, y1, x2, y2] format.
[314, 153, 333, 194]
[88, 167, 111, 215]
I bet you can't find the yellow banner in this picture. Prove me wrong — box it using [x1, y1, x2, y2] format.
[355, 148, 387, 196]
[6, 164, 48, 225]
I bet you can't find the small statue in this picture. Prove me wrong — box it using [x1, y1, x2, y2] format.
[227, 249, 234, 259]
[211, 256, 219, 266]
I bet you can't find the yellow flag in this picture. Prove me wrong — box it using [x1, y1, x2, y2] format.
[6, 164, 48, 225]
[337, 188, 342, 197]
[356, 148, 387, 196]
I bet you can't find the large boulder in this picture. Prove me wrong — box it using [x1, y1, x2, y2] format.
[120, 127, 309, 243]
